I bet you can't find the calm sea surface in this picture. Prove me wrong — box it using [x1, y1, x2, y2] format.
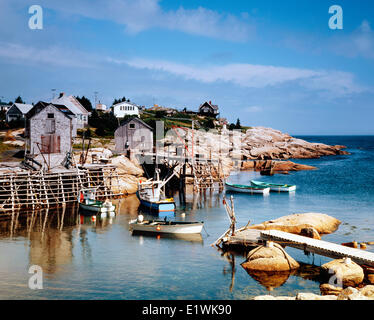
[0, 136, 373, 300]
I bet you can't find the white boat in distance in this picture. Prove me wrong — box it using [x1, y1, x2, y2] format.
[225, 182, 270, 195]
[129, 218, 204, 234]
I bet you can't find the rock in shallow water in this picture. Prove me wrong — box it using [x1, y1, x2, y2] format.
[242, 242, 299, 272]
[248, 212, 341, 235]
[321, 258, 364, 287]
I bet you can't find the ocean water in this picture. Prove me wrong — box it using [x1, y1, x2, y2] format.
[0, 136, 373, 300]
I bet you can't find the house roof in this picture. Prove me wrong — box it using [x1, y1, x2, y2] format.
[119, 117, 153, 131]
[26, 101, 74, 119]
[113, 101, 138, 108]
[28, 102, 74, 120]
[10, 103, 33, 114]
[199, 101, 219, 111]
[51, 93, 89, 116]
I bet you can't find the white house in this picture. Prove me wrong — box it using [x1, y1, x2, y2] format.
[112, 101, 139, 118]
[51, 93, 89, 129]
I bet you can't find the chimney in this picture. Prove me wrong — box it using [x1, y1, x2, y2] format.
[59, 92, 65, 98]
[209, 100, 212, 105]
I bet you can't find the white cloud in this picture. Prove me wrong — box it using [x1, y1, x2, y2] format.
[0, 40, 366, 99]
[0, 42, 95, 68]
[330, 20, 374, 60]
[111, 57, 365, 96]
[35, 0, 254, 42]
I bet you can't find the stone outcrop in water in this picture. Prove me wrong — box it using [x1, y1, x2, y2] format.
[248, 212, 341, 235]
[159, 126, 348, 176]
[241, 159, 316, 173]
[321, 258, 364, 287]
[242, 127, 349, 160]
[241, 242, 300, 272]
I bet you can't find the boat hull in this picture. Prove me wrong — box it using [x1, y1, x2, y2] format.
[250, 180, 296, 192]
[79, 203, 116, 213]
[137, 194, 176, 212]
[225, 183, 270, 195]
[130, 222, 204, 234]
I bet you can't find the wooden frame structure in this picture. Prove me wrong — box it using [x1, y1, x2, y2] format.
[0, 165, 130, 214]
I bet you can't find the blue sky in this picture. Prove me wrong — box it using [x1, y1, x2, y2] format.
[0, 0, 374, 134]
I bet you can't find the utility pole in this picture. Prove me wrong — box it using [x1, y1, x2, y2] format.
[94, 91, 98, 109]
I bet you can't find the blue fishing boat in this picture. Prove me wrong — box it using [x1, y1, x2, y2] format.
[137, 171, 176, 213]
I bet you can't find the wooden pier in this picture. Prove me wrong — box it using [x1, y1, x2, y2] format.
[134, 149, 226, 193]
[261, 230, 374, 267]
[220, 228, 374, 267]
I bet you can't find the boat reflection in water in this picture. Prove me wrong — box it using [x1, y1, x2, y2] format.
[131, 230, 204, 244]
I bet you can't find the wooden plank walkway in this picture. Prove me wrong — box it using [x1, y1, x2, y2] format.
[222, 229, 263, 247]
[260, 230, 374, 267]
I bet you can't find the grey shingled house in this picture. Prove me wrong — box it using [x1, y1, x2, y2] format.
[26, 102, 75, 168]
[114, 117, 153, 153]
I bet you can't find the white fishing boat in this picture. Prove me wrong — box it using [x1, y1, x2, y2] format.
[250, 180, 297, 192]
[225, 182, 270, 195]
[78, 188, 116, 213]
[129, 215, 204, 234]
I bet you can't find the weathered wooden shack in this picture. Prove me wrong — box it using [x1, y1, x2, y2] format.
[114, 117, 153, 153]
[26, 103, 74, 169]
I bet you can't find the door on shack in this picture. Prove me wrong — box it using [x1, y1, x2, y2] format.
[41, 134, 61, 154]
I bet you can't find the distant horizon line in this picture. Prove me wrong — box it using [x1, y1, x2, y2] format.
[292, 134, 374, 136]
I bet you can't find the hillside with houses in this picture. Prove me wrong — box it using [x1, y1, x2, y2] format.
[0, 93, 347, 174]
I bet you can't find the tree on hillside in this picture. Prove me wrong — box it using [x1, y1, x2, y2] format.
[15, 96, 24, 104]
[234, 118, 241, 129]
[88, 109, 119, 137]
[112, 96, 131, 105]
[76, 96, 93, 112]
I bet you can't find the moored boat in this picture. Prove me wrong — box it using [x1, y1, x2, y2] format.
[129, 216, 204, 234]
[137, 170, 176, 213]
[78, 188, 116, 213]
[250, 180, 296, 192]
[225, 182, 270, 195]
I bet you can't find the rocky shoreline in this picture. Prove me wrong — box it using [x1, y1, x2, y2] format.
[69, 126, 351, 194]
[254, 285, 374, 300]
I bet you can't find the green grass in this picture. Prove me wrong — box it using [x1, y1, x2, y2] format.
[0, 136, 16, 153]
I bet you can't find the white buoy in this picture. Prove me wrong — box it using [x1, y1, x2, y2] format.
[138, 214, 144, 223]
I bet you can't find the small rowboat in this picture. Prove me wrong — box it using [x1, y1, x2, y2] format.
[250, 180, 297, 192]
[79, 200, 116, 213]
[129, 217, 204, 234]
[225, 182, 270, 195]
[78, 188, 116, 213]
